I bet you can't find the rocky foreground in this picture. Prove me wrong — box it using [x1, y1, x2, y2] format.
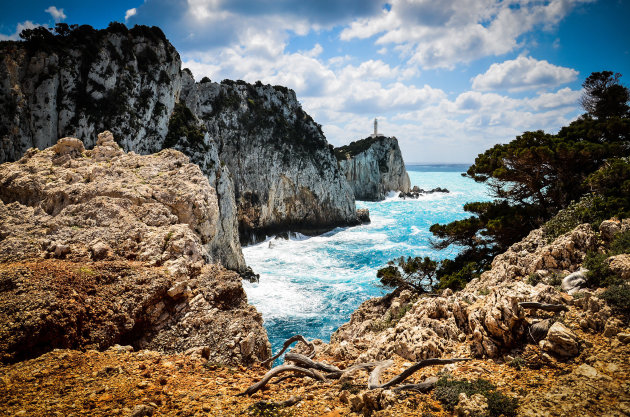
[0, 133, 270, 365]
[1, 178, 629, 416]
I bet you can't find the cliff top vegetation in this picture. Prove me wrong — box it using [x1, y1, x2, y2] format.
[334, 135, 392, 161]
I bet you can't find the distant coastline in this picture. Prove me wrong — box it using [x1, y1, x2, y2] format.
[406, 163, 470, 172]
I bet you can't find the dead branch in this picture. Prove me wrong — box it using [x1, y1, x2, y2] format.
[373, 358, 470, 389]
[367, 360, 394, 389]
[261, 335, 315, 366]
[284, 352, 341, 373]
[326, 362, 387, 380]
[238, 365, 325, 397]
[519, 302, 568, 312]
[392, 380, 437, 393]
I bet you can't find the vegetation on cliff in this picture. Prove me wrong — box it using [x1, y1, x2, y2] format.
[379, 71, 630, 293]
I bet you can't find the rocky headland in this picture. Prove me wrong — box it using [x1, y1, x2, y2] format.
[0, 132, 270, 365]
[335, 135, 411, 201]
[0, 24, 358, 249]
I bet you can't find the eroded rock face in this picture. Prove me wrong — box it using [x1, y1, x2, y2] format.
[0, 135, 270, 364]
[335, 136, 411, 201]
[180, 75, 358, 243]
[327, 223, 604, 362]
[1, 27, 359, 248]
[0, 26, 180, 163]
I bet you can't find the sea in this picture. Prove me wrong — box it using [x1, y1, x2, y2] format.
[242, 164, 491, 354]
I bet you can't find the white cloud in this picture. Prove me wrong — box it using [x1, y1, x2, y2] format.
[0, 21, 42, 41]
[472, 56, 578, 92]
[45, 6, 66, 22]
[125, 8, 137, 21]
[340, 0, 594, 69]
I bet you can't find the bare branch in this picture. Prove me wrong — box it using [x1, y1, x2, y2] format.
[519, 302, 568, 312]
[260, 335, 315, 366]
[373, 358, 470, 389]
[238, 365, 325, 397]
[392, 377, 438, 393]
[284, 352, 341, 373]
[367, 360, 394, 389]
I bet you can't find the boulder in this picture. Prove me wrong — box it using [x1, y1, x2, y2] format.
[541, 322, 580, 358]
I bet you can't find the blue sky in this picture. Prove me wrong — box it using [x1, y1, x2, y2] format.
[1, 1, 628, 163]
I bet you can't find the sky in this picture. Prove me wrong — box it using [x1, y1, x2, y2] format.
[1, 1, 629, 163]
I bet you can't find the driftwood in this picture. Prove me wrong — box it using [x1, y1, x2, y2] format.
[392, 377, 438, 393]
[326, 362, 388, 380]
[238, 365, 325, 396]
[284, 353, 342, 373]
[261, 335, 316, 366]
[247, 396, 303, 411]
[242, 350, 471, 397]
[370, 358, 471, 389]
[367, 360, 394, 389]
[519, 302, 568, 312]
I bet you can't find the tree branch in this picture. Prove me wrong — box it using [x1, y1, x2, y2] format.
[519, 302, 568, 312]
[238, 365, 325, 397]
[260, 335, 315, 366]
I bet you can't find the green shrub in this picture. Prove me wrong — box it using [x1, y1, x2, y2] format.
[486, 391, 519, 417]
[434, 376, 518, 417]
[602, 284, 630, 318]
[585, 230, 630, 287]
[542, 195, 596, 240]
[527, 273, 542, 286]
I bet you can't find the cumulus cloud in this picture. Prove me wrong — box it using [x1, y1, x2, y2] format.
[472, 56, 579, 91]
[0, 21, 42, 41]
[340, 0, 594, 68]
[125, 8, 137, 21]
[45, 6, 66, 22]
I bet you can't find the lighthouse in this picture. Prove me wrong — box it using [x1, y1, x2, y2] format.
[371, 118, 378, 138]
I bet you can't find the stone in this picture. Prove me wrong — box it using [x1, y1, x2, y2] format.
[574, 364, 598, 379]
[356, 208, 371, 224]
[599, 219, 622, 241]
[529, 318, 554, 343]
[562, 269, 587, 295]
[454, 393, 488, 417]
[618, 333, 630, 344]
[90, 241, 111, 260]
[129, 404, 155, 417]
[607, 254, 630, 281]
[542, 322, 580, 358]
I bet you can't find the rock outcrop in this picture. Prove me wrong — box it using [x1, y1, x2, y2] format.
[326, 222, 605, 362]
[0, 134, 270, 364]
[335, 136, 410, 201]
[179, 75, 357, 243]
[0, 25, 358, 249]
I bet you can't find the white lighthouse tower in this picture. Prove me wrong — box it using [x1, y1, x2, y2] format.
[371, 118, 378, 138]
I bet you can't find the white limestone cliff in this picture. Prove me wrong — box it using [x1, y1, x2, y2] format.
[335, 136, 411, 201]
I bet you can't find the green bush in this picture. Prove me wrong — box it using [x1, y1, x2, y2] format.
[585, 230, 630, 287]
[434, 376, 518, 417]
[602, 284, 630, 318]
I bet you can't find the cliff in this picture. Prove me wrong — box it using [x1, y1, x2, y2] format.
[0, 24, 357, 253]
[0, 133, 270, 365]
[179, 74, 357, 243]
[335, 135, 411, 201]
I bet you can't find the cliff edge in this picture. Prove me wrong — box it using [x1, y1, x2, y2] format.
[335, 135, 410, 201]
[0, 132, 270, 365]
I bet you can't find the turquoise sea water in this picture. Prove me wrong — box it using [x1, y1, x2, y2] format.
[242, 164, 491, 354]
